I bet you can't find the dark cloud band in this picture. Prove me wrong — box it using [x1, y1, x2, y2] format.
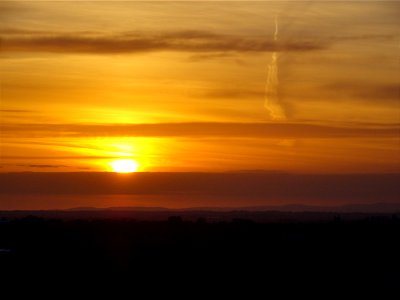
[2, 122, 398, 138]
[1, 30, 323, 54]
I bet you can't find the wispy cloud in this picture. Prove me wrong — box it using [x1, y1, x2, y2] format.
[201, 88, 264, 99]
[1, 122, 398, 138]
[1, 30, 324, 54]
[324, 82, 399, 103]
[328, 34, 396, 42]
[0, 109, 34, 113]
[2, 28, 394, 55]
[0, 2, 26, 17]
[187, 52, 238, 62]
[17, 164, 67, 169]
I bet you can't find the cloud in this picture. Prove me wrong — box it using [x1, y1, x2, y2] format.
[328, 34, 396, 42]
[1, 162, 70, 170]
[354, 85, 399, 102]
[0, 2, 26, 17]
[27, 165, 66, 169]
[2, 156, 120, 160]
[324, 82, 400, 103]
[17, 164, 67, 169]
[2, 28, 393, 56]
[0, 109, 34, 113]
[1, 30, 324, 54]
[1, 122, 398, 138]
[201, 88, 264, 99]
[187, 52, 238, 62]
[0, 173, 399, 206]
[9, 164, 68, 169]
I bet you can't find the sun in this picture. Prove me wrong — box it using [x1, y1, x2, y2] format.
[110, 159, 139, 173]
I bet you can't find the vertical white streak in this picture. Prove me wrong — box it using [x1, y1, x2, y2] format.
[265, 16, 286, 121]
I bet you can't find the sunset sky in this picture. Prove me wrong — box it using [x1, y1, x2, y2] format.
[1, 0, 399, 173]
[0, 1, 399, 209]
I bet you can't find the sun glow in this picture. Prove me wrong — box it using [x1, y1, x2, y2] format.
[110, 159, 139, 173]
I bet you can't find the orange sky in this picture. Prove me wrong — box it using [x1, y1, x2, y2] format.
[1, 1, 399, 174]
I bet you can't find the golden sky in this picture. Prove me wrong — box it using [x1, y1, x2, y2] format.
[1, 1, 399, 173]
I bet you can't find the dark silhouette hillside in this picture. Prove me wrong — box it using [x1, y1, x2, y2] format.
[0, 213, 399, 293]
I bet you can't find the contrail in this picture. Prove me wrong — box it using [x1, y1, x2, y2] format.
[274, 14, 279, 41]
[264, 16, 286, 121]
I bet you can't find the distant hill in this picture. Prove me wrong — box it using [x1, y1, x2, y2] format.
[1, 202, 399, 223]
[66, 202, 400, 213]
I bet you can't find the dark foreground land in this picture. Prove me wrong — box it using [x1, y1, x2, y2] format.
[1, 211, 399, 294]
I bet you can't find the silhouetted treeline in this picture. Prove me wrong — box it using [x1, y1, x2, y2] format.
[0, 215, 399, 293]
[1, 209, 398, 222]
